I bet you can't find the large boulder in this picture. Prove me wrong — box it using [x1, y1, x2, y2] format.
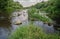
[11, 10, 28, 25]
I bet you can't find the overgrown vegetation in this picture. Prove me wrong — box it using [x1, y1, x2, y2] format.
[0, 0, 60, 39]
[8, 24, 60, 39]
[0, 0, 23, 18]
[30, 0, 60, 24]
[27, 0, 60, 31]
[28, 8, 53, 24]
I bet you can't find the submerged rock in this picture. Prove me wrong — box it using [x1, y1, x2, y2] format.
[14, 20, 22, 25]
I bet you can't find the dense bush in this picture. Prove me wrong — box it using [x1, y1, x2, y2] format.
[31, 2, 47, 9]
[8, 24, 60, 39]
[31, 0, 60, 24]
[28, 8, 53, 24]
[0, 0, 23, 17]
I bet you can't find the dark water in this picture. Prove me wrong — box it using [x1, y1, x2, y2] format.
[0, 20, 11, 39]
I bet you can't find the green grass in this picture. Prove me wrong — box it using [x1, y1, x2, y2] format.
[8, 24, 60, 39]
[28, 8, 53, 24]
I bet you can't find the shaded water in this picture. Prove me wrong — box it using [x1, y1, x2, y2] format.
[0, 20, 11, 39]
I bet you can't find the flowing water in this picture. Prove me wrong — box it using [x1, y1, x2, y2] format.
[14, 0, 48, 7]
[0, 0, 59, 39]
[0, 10, 59, 39]
[0, 9, 29, 39]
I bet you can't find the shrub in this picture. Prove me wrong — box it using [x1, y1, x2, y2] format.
[8, 24, 47, 39]
[8, 24, 60, 39]
[0, 0, 23, 18]
[28, 8, 53, 24]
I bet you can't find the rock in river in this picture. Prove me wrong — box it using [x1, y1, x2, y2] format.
[11, 10, 28, 25]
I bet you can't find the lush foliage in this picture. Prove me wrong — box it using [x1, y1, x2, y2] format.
[30, 0, 60, 24]
[0, 0, 23, 17]
[46, 0, 60, 24]
[8, 24, 60, 39]
[28, 8, 53, 24]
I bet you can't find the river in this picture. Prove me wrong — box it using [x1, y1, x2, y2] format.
[14, 0, 48, 7]
[0, 9, 59, 39]
[0, 0, 59, 39]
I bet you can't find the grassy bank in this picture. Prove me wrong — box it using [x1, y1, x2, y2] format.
[28, 8, 53, 24]
[8, 24, 60, 39]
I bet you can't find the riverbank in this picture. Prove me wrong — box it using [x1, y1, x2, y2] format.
[8, 24, 60, 39]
